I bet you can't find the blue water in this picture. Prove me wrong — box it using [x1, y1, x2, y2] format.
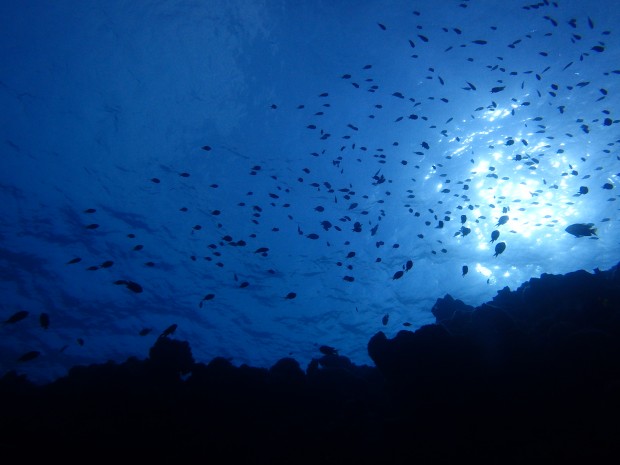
[1, 0, 618, 384]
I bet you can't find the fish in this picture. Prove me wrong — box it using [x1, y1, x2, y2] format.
[17, 351, 40, 362]
[496, 215, 509, 226]
[114, 280, 143, 293]
[493, 242, 507, 257]
[39, 313, 50, 329]
[66, 257, 82, 264]
[4, 310, 29, 324]
[392, 270, 404, 280]
[565, 223, 597, 238]
[382, 314, 389, 325]
[490, 230, 500, 243]
[319, 345, 338, 356]
[462, 265, 468, 277]
[284, 292, 297, 300]
[405, 260, 413, 271]
[199, 293, 215, 307]
[139, 328, 153, 336]
[159, 324, 178, 339]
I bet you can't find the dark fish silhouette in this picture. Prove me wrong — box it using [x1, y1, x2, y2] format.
[494, 242, 506, 257]
[114, 280, 143, 293]
[17, 351, 40, 362]
[66, 257, 82, 264]
[284, 292, 297, 300]
[462, 265, 468, 277]
[565, 223, 597, 238]
[139, 328, 153, 336]
[382, 314, 389, 325]
[199, 294, 215, 308]
[496, 215, 509, 226]
[39, 313, 50, 329]
[319, 345, 338, 356]
[159, 324, 178, 339]
[490, 230, 500, 243]
[4, 310, 28, 324]
[392, 270, 404, 280]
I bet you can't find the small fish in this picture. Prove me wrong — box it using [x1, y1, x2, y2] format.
[39, 312, 50, 329]
[495, 215, 509, 227]
[100, 260, 114, 268]
[405, 260, 413, 271]
[139, 328, 153, 336]
[493, 242, 506, 257]
[319, 345, 338, 356]
[403, 322, 412, 327]
[306, 233, 320, 240]
[490, 230, 500, 243]
[565, 223, 597, 238]
[490, 86, 506, 93]
[114, 280, 143, 293]
[199, 293, 215, 307]
[159, 323, 178, 339]
[284, 292, 297, 300]
[377, 23, 386, 30]
[85, 223, 99, 229]
[382, 314, 389, 325]
[66, 257, 82, 265]
[4, 310, 29, 324]
[462, 265, 468, 277]
[239, 281, 250, 288]
[17, 351, 40, 362]
[392, 270, 404, 280]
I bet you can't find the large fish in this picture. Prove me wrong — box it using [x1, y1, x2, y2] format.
[565, 223, 597, 238]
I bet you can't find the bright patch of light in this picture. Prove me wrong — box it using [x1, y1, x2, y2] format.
[485, 108, 510, 122]
[475, 263, 492, 277]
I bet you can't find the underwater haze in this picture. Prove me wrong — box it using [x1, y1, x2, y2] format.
[1, 0, 619, 384]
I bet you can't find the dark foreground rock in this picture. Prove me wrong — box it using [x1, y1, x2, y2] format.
[2, 263, 620, 463]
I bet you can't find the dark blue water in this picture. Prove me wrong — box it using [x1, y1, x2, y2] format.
[1, 0, 619, 385]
